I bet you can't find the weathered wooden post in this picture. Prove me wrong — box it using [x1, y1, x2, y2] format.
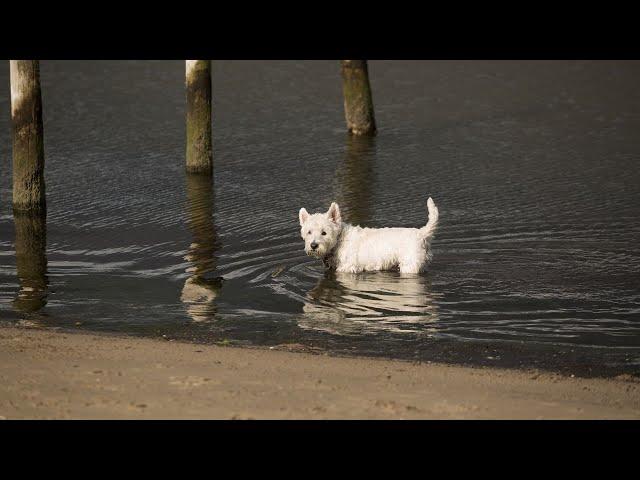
[10, 60, 46, 212]
[13, 211, 48, 313]
[185, 60, 213, 174]
[340, 60, 376, 136]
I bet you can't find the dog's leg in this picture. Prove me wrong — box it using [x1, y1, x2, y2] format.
[399, 260, 421, 274]
[398, 243, 428, 274]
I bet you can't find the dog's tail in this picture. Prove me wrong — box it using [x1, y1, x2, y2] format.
[419, 197, 439, 241]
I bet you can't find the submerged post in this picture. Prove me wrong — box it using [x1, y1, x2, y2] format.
[185, 60, 213, 174]
[340, 60, 376, 136]
[10, 60, 46, 212]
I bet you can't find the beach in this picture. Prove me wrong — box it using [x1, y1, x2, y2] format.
[1, 326, 638, 419]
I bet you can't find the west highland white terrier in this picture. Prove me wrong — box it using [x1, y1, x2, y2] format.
[298, 197, 439, 274]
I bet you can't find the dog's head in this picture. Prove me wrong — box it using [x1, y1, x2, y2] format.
[299, 202, 342, 259]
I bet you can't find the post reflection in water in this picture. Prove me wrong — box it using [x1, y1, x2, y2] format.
[300, 135, 439, 336]
[13, 211, 49, 313]
[180, 173, 223, 322]
[333, 134, 376, 226]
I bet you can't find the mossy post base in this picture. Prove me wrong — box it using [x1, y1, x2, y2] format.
[340, 60, 376, 136]
[10, 60, 46, 212]
[186, 60, 213, 174]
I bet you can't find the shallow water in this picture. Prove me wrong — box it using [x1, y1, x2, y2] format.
[1, 61, 640, 376]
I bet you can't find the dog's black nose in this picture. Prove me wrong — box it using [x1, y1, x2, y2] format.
[310, 242, 319, 250]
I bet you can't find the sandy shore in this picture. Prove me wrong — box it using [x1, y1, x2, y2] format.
[1, 326, 639, 419]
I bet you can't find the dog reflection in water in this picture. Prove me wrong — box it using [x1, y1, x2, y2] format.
[300, 271, 439, 336]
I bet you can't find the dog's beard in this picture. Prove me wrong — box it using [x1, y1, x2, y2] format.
[305, 245, 328, 258]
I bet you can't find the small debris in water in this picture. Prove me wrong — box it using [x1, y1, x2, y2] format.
[271, 265, 286, 277]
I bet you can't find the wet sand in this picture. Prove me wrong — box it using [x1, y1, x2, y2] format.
[0, 326, 639, 419]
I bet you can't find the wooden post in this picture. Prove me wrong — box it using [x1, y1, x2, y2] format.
[185, 60, 213, 174]
[13, 211, 48, 313]
[10, 60, 46, 212]
[340, 60, 376, 136]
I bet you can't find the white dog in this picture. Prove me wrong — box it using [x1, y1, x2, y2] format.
[299, 197, 439, 274]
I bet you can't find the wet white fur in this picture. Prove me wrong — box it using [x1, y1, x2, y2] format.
[299, 197, 439, 274]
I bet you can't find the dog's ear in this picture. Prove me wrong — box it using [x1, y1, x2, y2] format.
[327, 202, 341, 224]
[299, 208, 309, 226]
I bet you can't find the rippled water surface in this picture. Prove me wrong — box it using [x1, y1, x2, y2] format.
[1, 61, 640, 376]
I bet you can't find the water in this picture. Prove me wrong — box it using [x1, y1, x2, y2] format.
[1, 60, 640, 377]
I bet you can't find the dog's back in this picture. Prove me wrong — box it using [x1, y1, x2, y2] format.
[332, 197, 439, 274]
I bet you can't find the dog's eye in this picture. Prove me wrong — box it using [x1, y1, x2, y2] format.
[321, 231, 326, 236]
[307, 231, 311, 235]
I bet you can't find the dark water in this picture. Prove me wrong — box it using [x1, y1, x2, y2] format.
[1, 61, 640, 377]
